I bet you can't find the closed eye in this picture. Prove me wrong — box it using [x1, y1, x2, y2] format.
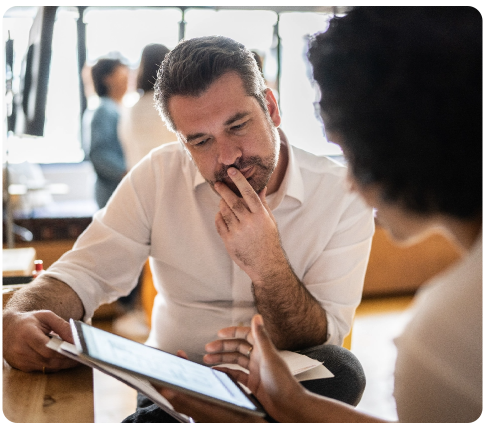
[193, 137, 210, 147]
[230, 120, 249, 132]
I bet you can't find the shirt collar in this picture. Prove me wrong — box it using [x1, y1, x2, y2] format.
[192, 141, 305, 207]
[193, 166, 206, 188]
[266, 141, 304, 210]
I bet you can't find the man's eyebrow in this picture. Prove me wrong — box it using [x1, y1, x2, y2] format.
[224, 111, 250, 127]
[185, 132, 206, 144]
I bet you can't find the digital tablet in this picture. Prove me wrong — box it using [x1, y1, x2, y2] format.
[70, 319, 265, 417]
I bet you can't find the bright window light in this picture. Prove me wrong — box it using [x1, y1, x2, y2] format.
[84, 7, 182, 65]
[185, 9, 277, 50]
[5, 7, 342, 165]
[279, 12, 341, 156]
[44, 8, 84, 163]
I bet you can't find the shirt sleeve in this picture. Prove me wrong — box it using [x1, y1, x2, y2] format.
[303, 198, 374, 346]
[45, 160, 153, 320]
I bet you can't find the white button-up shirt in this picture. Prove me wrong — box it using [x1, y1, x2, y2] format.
[47, 141, 374, 363]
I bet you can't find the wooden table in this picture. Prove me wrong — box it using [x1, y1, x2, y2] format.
[3, 360, 94, 423]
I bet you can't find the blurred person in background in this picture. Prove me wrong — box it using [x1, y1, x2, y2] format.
[119, 44, 177, 170]
[88, 57, 128, 209]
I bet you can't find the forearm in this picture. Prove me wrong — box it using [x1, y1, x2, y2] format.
[253, 260, 327, 351]
[4, 275, 84, 321]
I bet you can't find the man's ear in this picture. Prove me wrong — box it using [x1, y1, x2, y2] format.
[265, 88, 281, 127]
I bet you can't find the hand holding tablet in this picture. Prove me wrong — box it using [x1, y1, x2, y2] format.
[69, 319, 265, 418]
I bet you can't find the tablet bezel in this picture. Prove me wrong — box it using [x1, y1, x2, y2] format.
[70, 319, 265, 418]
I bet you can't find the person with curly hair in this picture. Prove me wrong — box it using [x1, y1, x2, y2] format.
[158, 6, 481, 423]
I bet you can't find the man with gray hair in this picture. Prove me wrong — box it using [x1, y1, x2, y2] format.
[3, 36, 373, 422]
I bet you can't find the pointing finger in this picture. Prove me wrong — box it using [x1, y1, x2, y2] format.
[205, 338, 252, 354]
[225, 168, 263, 213]
[217, 325, 252, 341]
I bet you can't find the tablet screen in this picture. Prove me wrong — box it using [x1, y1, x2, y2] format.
[74, 321, 260, 413]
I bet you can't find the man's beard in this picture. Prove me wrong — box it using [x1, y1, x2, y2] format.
[210, 153, 277, 197]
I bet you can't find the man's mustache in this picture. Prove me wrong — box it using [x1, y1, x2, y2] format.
[214, 156, 264, 182]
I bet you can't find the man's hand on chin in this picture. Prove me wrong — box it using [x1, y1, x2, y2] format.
[214, 167, 287, 284]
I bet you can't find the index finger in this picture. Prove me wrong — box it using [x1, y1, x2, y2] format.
[205, 338, 251, 354]
[217, 325, 251, 340]
[226, 167, 263, 213]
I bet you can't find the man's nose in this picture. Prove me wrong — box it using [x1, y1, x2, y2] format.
[217, 138, 242, 166]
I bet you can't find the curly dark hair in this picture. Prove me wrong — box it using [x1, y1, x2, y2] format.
[91, 58, 126, 97]
[154, 36, 267, 131]
[137, 44, 170, 93]
[308, 6, 482, 219]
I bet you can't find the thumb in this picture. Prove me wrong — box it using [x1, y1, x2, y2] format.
[251, 314, 275, 354]
[38, 311, 74, 343]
